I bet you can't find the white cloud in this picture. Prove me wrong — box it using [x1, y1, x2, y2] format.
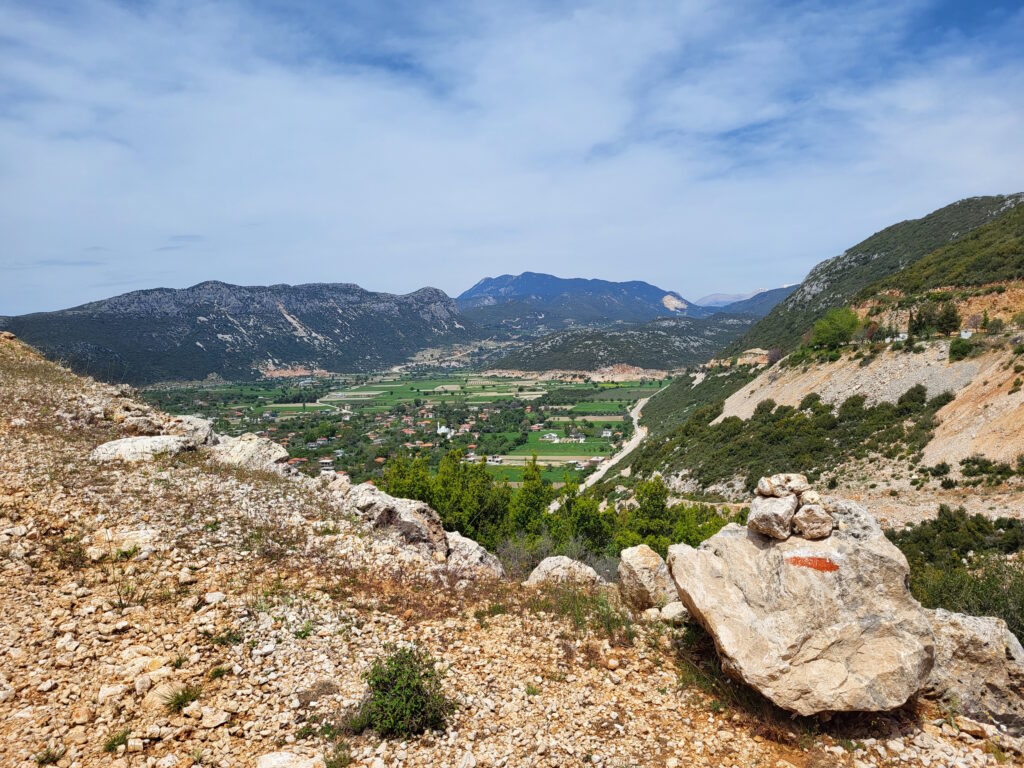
[0, 0, 1022, 314]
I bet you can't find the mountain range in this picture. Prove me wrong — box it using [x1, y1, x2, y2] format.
[0, 274, 789, 384]
[0, 281, 469, 384]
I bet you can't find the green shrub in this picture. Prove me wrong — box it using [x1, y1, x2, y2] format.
[163, 684, 201, 713]
[949, 337, 974, 362]
[103, 729, 130, 753]
[908, 556, 1024, 641]
[348, 647, 455, 738]
[811, 307, 860, 349]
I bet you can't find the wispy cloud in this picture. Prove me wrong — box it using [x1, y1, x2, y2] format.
[0, 0, 1022, 314]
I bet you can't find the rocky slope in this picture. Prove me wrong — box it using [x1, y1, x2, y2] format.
[0, 281, 471, 385]
[1, 332, 1020, 768]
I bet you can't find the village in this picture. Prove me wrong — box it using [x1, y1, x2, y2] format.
[141, 374, 656, 484]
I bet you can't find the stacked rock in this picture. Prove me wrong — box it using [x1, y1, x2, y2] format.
[747, 473, 833, 540]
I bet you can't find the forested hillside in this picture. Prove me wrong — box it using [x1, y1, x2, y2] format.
[733, 194, 1023, 353]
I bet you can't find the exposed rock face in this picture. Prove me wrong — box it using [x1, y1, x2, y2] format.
[90, 435, 191, 462]
[618, 544, 676, 610]
[338, 483, 448, 559]
[446, 531, 506, 580]
[210, 433, 290, 473]
[747, 493, 798, 540]
[667, 499, 935, 715]
[524, 556, 604, 588]
[792, 504, 834, 539]
[924, 608, 1024, 735]
[163, 415, 218, 446]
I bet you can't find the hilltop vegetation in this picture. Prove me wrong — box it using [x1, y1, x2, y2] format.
[734, 194, 1023, 353]
[873, 201, 1024, 295]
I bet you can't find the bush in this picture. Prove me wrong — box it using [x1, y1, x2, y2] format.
[909, 556, 1024, 641]
[949, 337, 974, 362]
[348, 647, 455, 738]
[811, 307, 860, 349]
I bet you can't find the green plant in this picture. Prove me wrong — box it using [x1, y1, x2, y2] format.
[525, 683, 540, 696]
[33, 747, 66, 766]
[293, 620, 315, 639]
[103, 729, 130, 753]
[324, 742, 352, 768]
[949, 337, 975, 362]
[210, 629, 243, 646]
[208, 666, 229, 680]
[347, 646, 455, 738]
[163, 684, 202, 713]
[171, 655, 187, 669]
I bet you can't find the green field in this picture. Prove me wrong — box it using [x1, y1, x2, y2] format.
[485, 465, 582, 484]
[570, 401, 629, 414]
[508, 431, 611, 456]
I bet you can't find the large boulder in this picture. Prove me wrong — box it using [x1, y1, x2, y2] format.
[667, 500, 934, 715]
[163, 415, 217, 446]
[618, 544, 676, 610]
[338, 483, 448, 558]
[924, 608, 1024, 735]
[210, 433, 289, 473]
[524, 556, 604, 588]
[747, 493, 798, 540]
[446, 531, 505, 580]
[90, 435, 191, 462]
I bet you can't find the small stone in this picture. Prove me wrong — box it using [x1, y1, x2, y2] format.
[135, 674, 152, 695]
[660, 601, 689, 625]
[71, 704, 93, 724]
[792, 504, 834, 539]
[204, 591, 226, 605]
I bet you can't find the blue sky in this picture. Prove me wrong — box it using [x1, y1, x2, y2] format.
[1, 0, 1023, 314]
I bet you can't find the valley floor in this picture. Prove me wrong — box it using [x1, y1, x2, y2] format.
[0, 335, 1014, 768]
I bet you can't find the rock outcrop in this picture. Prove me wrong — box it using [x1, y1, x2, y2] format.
[210, 433, 290, 473]
[924, 608, 1024, 735]
[337, 482, 449, 560]
[90, 435, 192, 462]
[667, 494, 935, 716]
[617, 544, 676, 611]
[524, 556, 604, 588]
[446, 531, 505, 580]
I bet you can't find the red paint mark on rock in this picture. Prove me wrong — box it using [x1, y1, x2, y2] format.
[786, 556, 839, 572]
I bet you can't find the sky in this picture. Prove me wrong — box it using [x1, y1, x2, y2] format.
[1, 0, 1024, 315]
